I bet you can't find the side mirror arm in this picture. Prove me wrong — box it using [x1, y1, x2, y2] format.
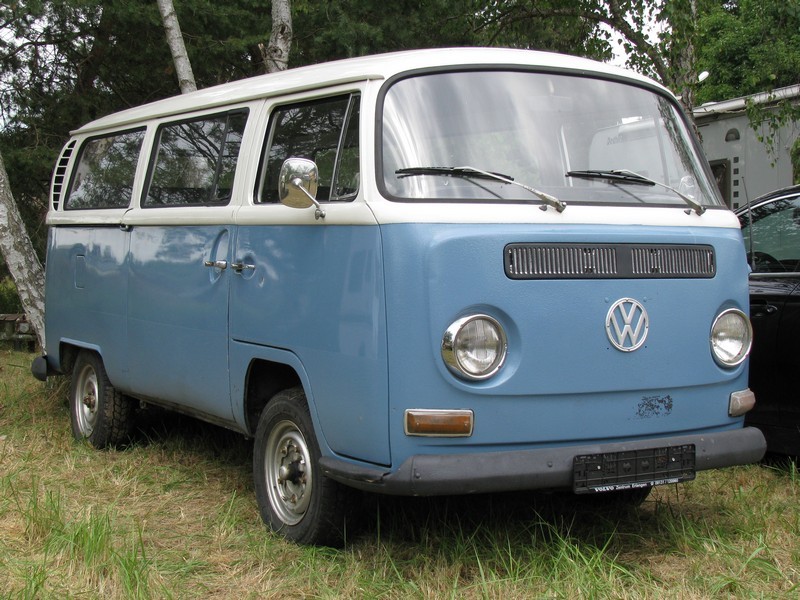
[290, 177, 326, 220]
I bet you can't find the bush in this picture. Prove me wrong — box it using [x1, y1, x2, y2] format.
[0, 277, 23, 313]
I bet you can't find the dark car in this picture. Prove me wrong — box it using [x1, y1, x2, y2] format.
[737, 185, 800, 455]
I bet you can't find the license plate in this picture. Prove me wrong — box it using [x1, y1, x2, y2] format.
[573, 444, 695, 494]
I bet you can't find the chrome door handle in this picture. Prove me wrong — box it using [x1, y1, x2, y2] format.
[204, 260, 228, 270]
[231, 261, 255, 273]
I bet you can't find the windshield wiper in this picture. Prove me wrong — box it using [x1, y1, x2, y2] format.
[565, 169, 705, 216]
[396, 166, 513, 181]
[565, 169, 654, 186]
[396, 166, 566, 212]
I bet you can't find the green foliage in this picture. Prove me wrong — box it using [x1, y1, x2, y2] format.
[291, 0, 476, 64]
[469, 0, 613, 61]
[0, 277, 23, 314]
[289, 0, 610, 67]
[696, 0, 800, 105]
[692, 0, 800, 169]
[743, 95, 800, 167]
[793, 138, 800, 185]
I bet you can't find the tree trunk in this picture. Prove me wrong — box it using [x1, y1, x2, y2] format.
[0, 152, 45, 348]
[672, 0, 699, 117]
[156, 0, 197, 94]
[260, 0, 292, 73]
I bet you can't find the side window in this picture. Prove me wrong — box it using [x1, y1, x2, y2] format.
[740, 196, 800, 273]
[259, 94, 360, 203]
[335, 101, 360, 198]
[144, 110, 247, 207]
[65, 129, 145, 210]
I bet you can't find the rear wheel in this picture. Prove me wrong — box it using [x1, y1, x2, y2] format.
[253, 387, 353, 546]
[69, 351, 134, 448]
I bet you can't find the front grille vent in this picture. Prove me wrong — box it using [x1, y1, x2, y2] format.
[505, 243, 715, 279]
[630, 246, 715, 277]
[50, 140, 76, 211]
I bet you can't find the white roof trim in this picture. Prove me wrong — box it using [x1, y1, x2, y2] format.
[73, 47, 667, 135]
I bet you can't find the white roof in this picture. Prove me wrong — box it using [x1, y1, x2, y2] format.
[74, 47, 665, 134]
[694, 84, 800, 118]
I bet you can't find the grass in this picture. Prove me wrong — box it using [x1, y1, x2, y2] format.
[0, 346, 798, 598]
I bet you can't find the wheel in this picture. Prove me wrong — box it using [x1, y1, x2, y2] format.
[69, 351, 134, 448]
[253, 387, 354, 546]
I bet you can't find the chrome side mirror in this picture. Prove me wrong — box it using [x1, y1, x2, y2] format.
[278, 158, 325, 220]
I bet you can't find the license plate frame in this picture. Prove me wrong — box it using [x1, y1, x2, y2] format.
[573, 444, 696, 494]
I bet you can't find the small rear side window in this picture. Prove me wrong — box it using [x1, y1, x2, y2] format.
[143, 110, 248, 207]
[64, 129, 145, 210]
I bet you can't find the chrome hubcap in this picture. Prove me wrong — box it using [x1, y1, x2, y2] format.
[265, 420, 312, 525]
[74, 364, 99, 436]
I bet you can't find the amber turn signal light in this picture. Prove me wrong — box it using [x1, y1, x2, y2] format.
[404, 409, 474, 437]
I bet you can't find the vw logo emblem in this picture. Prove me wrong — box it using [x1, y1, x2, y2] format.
[606, 298, 649, 352]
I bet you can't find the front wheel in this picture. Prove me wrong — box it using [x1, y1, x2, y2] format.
[69, 351, 134, 448]
[253, 387, 354, 546]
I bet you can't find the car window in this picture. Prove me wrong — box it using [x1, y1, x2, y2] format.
[258, 94, 360, 203]
[143, 110, 248, 207]
[65, 129, 145, 210]
[740, 195, 800, 273]
[380, 71, 721, 207]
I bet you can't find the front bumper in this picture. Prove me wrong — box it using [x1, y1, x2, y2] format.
[320, 426, 766, 496]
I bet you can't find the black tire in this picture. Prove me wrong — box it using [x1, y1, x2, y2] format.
[253, 387, 354, 546]
[69, 351, 134, 449]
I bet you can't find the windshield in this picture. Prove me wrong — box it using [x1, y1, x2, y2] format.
[380, 70, 722, 208]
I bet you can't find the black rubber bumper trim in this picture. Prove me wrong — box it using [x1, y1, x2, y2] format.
[319, 427, 766, 496]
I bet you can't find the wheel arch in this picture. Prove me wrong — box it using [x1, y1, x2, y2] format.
[58, 340, 103, 376]
[243, 358, 303, 436]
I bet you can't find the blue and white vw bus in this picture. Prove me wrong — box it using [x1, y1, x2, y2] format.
[33, 48, 766, 545]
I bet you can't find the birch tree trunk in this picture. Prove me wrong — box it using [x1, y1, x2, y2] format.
[0, 152, 45, 348]
[156, 0, 197, 93]
[261, 0, 292, 73]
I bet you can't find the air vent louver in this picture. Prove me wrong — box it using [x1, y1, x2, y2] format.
[50, 140, 76, 211]
[505, 244, 715, 279]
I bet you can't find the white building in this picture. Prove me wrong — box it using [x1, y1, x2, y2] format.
[694, 85, 800, 209]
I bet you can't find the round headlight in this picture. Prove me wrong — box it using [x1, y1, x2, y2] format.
[442, 315, 507, 380]
[710, 308, 752, 367]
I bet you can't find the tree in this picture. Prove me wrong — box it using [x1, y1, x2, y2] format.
[0, 152, 45, 347]
[695, 0, 800, 105]
[262, 0, 292, 73]
[693, 0, 800, 176]
[287, 0, 605, 66]
[474, 1, 710, 114]
[289, 0, 479, 65]
[157, 0, 197, 93]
